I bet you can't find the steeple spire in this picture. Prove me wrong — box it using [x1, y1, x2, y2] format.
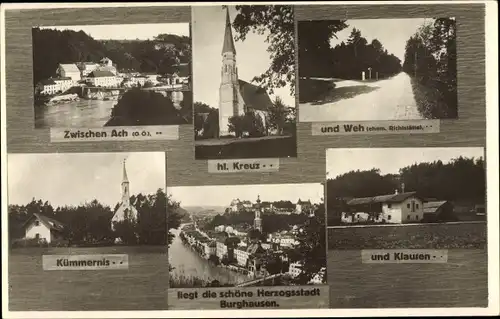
[122, 159, 129, 184]
[221, 7, 236, 55]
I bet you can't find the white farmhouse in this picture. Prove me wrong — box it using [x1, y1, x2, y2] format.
[22, 213, 65, 244]
[345, 191, 424, 224]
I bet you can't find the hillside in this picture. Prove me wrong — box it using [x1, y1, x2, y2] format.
[32, 27, 191, 85]
[182, 206, 227, 216]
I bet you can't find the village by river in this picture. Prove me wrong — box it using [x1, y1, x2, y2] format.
[168, 225, 248, 286]
[34, 99, 116, 128]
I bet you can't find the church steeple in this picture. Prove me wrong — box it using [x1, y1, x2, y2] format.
[254, 195, 262, 232]
[122, 160, 129, 184]
[219, 6, 244, 137]
[222, 7, 236, 55]
[121, 160, 130, 205]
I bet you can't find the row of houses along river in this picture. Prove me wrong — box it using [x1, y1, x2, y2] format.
[169, 224, 248, 286]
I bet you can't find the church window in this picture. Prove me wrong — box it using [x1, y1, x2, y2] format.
[34, 220, 40, 226]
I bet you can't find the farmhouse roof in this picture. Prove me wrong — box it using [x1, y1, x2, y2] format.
[23, 213, 65, 232]
[222, 7, 236, 55]
[238, 80, 273, 111]
[423, 201, 450, 214]
[88, 70, 115, 78]
[59, 63, 80, 73]
[347, 191, 419, 206]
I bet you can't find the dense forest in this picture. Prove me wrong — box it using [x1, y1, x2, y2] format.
[8, 189, 182, 247]
[32, 27, 191, 85]
[402, 18, 457, 118]
[331, 28, 402, 80]
[299, 22, 402, 80]
[327, 156, 485, 224]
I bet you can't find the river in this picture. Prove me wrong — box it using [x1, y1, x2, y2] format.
[168, 225, 248, 286]
[35, 99, 116, 128]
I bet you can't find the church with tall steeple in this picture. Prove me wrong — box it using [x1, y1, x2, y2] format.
[218, 7, 274, 137]
[111, 159, 138, 230]
[253, 195, 263, 232]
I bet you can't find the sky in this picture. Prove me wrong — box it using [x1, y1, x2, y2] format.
[192, 6, 295, 109]
[330, 18, 429, 62]
[326, 147, 485, 179]
[168, 183, 324, 207]
[8, 152, 166, 208]
[40, 23, 190, 40]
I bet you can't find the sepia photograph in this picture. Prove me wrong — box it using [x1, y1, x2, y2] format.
[192, 5, 297, 160]
[167, 183, 326, 288]
[299, 18, 457, 122]
[7, 152, 169, 311]
[33, 23, 192, 128]
[326, 147, 487, 308]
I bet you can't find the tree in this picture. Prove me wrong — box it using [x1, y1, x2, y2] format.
[298, 20, 348, 79]
[290, 204, 327, 284]
[106, 88, 187, 126]
[262, 251, 285, 276]
[132, 189, 169, 245]
[167, 195, 183, 248]
[208, 254, 220, 266]
[232, 5, 295, 95]
[194, 102, 213, 137]
[267, 97, 289, 135]
[112, 218, 138, 245]
[228, 115, 245, 138]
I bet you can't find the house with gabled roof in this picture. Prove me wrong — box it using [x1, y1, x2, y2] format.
[23, 213, 65, 244]
[57, 63, 81, 82]
[343, 190, 424, 224]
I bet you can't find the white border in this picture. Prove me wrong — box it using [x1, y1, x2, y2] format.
[1, 1, 498, 318]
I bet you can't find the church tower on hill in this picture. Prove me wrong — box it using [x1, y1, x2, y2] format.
[219, 7, 245, 136]
[254, 195, 263, 232]
[111, 159, 138, 230]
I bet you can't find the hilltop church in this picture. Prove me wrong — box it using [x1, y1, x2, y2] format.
[218, 8, 274, 137]
[111, 160, 138, 230]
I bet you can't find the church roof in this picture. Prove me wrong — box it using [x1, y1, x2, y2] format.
[238, 80, 273, 111]
[122, 161, 129, 183]
[222, 7, 236, 55]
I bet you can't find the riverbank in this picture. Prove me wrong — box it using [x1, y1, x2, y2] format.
[168, 228, 248, 288]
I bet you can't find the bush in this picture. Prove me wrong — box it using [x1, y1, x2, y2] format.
[10, 237, 69, 248]
[228, 112, 266, 138]
[299, 79, 336, 103]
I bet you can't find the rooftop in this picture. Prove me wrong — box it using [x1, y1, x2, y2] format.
[88, 70, 116, 78]
[347, 192, 419, 206]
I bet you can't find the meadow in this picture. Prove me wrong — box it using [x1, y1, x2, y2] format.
[8, 246, 169, 311]
[328, 222, 488, 308]
[195, 135, 297, 160]
[328, 221, 487, 250]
